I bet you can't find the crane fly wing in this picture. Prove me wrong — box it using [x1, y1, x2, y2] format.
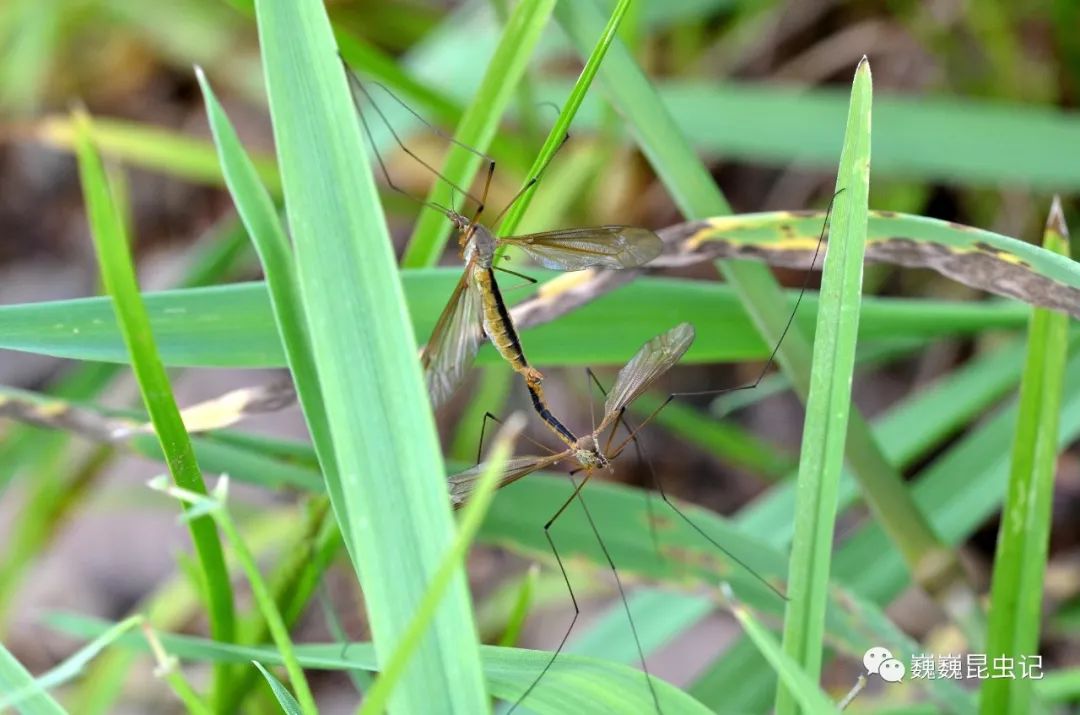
[598, 323, 695, 433]
[448, 453, 566, 507]
[499, 226, 662, 271]
[421, 267, 484, 409]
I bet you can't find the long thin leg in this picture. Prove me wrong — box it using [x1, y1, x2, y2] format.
[492, 264, 538, 287]
[475, 411, 556, 465]
[599, 193, 843, 599]
[588, 367, 786, 599]
[507, 470, 662, 714]
[609, 189, 840, 458]
[586, 368, 661, 561]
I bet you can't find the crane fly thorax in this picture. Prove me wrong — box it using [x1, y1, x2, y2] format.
[574, 434, 610, 471]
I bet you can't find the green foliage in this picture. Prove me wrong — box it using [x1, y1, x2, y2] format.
[1, 1, 1079, 713]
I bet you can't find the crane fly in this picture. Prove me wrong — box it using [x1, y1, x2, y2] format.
[448, 322, 698, 713]
[449, 323, 696, 506]
[340, 57, 663, 449]
[453, 192, 840, 713]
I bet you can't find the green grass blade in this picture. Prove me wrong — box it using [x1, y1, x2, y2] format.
[195, 67, 342, 526]
[775, 58, 872, 715]
[725, 588, 838, 715]
[71, 109, 236, 701]
[253, 0, 487, 711]
[359, 415, 523, 715]
[51, 614, 713, 715]
[0, 642, 66, 715]
[253, 662, 303, 715]
[34, 115, 281, 193]
[153, 480, 316, 714]
[0, 616, 142, 711]
[401, 0, 556, 267]
[494, 0, 633, 237]
[0, 278, 1031, 368]
[979, 200, 1071, 715]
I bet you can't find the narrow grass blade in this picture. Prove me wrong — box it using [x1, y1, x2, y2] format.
[141, 623, 212, 715]
[678, 210, 1080, 318]
[71, 109, 236, 700]
[253, 0, 487, 711]
[51, 615, 713, 715]
[497, 564, 539, 648]
[980, 199, 1071, 715]
[359, 414, 524, 715]
[0, 643, 65, 715]
[253, 662, 303, 715]
[33, 115, 280, 193]
[150, 479, 317, 714]
[401, 0, 556, 267]
[495, 0, 634, 238]
[195, 68, 343, 533]
[775, 58, 872, 715]
[724, 586, 838, 715]
[0, 616, 141, 711]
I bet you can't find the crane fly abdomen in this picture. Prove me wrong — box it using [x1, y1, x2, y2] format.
[473, 266, 543, 385]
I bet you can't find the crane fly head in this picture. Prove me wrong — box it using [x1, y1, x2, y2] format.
[574, 434, 611, 473]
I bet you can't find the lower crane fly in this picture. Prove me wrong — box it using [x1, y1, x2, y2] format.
[450, 193, 840, 713]
[449, 323, 702, 713]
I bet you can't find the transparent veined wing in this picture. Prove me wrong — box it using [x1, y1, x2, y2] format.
[598, 323, 695, 433]
[421, 266, 484, 409]
[448, 453, 567, 507]
[500, 226, 662, 271]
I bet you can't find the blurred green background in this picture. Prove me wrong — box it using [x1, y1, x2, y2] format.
[2, 0, 1080, 713]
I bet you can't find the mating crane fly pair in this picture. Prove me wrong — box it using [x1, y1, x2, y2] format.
[341, 57, 836, 714]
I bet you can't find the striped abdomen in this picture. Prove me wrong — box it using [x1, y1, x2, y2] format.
[526, 381, 578, 450]
[473, 266, 542, 384]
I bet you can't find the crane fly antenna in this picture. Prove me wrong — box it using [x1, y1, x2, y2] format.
[339, 55, 487, 213]
[365, 77, 499, 183]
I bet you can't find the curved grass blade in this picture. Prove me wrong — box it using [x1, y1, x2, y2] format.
[252, 0, 487, 710]
[662, 210, 1080, 319]
[0, 642, 65, 715]
[72, 108, 236, 701]
[774, 58, 872, 715]
[50, 614, 712, 715]
[0, 616, 142, 711]
[980, 200, 1071, 715]
[723, 587, 838, 715]
[252, 662, 302, 715]
[195, 68, 344, 536]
